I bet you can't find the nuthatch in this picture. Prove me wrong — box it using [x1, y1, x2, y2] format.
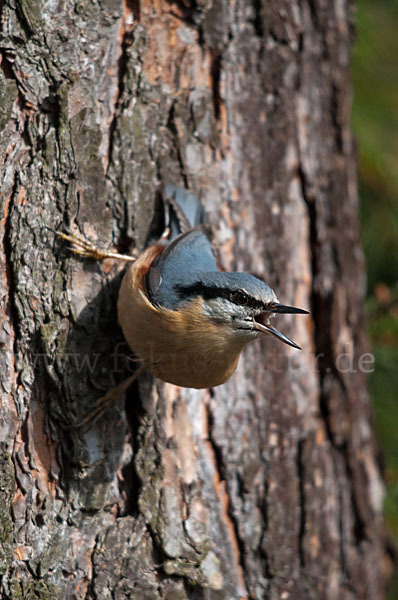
[60, 188, 308, 391]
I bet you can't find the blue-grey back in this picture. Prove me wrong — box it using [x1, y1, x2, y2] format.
[147, 229, 218, 309]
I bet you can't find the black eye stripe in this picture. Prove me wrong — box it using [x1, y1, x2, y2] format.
[176, 283, 265, 310]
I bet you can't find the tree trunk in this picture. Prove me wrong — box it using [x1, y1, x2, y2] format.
[0, 1, 390, 598]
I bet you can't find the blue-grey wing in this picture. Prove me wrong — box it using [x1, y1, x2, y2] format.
[147, 228, 217, 309]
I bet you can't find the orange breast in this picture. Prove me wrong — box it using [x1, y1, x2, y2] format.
[117, 245, 245, 388]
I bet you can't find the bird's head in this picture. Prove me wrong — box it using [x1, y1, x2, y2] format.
[176, 272, 309, 349]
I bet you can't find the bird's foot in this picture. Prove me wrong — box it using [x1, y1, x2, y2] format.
[71, 370, 143, 429]
[57, 231, 137, 262]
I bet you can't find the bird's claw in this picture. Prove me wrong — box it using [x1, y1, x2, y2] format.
[57, 231, 137, 262]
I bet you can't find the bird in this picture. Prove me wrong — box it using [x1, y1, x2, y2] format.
[58, 186, 308, 420]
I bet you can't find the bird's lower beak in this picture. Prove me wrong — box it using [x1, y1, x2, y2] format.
[253, 304, 309, 350]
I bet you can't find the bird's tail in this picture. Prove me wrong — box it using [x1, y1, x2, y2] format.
[162, 184, 205, 239]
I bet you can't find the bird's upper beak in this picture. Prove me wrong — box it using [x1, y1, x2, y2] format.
[253, 304, 309, 350]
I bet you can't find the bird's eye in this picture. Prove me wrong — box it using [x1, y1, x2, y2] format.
[234, 291, 248, 305]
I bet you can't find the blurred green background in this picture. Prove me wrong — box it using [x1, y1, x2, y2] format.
[352, 0, 398, 596]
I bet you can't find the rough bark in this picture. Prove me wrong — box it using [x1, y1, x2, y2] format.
[0, 1, 390, 599]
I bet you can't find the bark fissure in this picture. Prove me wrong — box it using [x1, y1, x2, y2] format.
[249, 395, 273, 582]
[0, 50, 16, 80]
[268, 29, 290, 47]
[85, 533, 100, 600]
[121, 382, 144, 516]
[297, 438, 306, 568]
[251, 0, 264, 39]
[106, 7, 137, 175]
[206, 403, 250, 599]
[14, 2, 35, 37]
[342, 441, 368, 545]
[300, 160, 368, 551]
[306, 0, 319, 30]
[298, 144, 373, 591]
[297, 166, 335, 436]
[297, 161, 354, 583]
[330, 82, 343, 153]
[167, 101, 189, 187]
[2, 175, 20, 359]
[210, 50, 222, 121]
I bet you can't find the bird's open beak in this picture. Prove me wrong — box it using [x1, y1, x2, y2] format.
[253, 304, 309, 350]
